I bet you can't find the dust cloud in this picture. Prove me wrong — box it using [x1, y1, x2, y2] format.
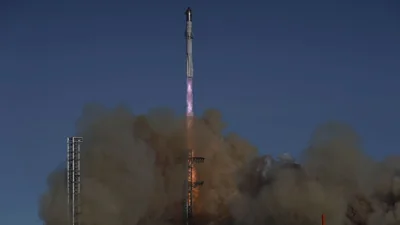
[39, 104, 400, 225]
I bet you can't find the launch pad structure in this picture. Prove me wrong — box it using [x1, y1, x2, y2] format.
[67, 137, 83, 225]
[185, 149, 205, 224]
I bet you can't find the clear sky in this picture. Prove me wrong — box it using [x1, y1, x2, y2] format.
[1, 1, 399, 224]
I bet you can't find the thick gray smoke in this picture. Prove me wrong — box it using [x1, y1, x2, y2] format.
[39, 104, 400, 225]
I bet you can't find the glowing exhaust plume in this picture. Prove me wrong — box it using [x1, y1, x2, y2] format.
[186, 78, 193, 118]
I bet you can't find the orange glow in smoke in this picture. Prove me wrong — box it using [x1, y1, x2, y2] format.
[192, 167, 199, 200]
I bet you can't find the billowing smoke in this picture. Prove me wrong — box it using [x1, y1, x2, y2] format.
[39, 104, 400, 225]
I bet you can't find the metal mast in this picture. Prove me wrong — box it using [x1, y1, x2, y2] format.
[186, 150, 204, 224]
[67, 137, 83, 225]
[184, 7, 205, 225]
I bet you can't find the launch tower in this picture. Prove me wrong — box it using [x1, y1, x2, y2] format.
[67, 137, 83, 225]
[185, 150, 204, 224]
[184, 7, 205, 225]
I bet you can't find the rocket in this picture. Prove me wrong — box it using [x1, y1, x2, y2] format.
[185, 7, 193, 78]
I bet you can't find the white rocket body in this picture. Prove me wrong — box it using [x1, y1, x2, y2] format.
[185, 8, 193, 78]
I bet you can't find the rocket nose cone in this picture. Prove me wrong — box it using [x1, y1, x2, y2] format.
[185, 7, 192, 21]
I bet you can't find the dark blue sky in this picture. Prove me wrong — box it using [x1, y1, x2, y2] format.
[1, 1, 399, 224]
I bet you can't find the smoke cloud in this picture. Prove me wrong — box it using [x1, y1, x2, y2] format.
[39, 104, 400, 225]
